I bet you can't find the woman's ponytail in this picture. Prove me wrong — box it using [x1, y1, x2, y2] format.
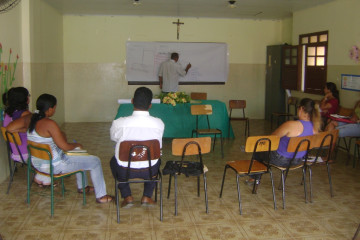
[28, 94, 57, 133]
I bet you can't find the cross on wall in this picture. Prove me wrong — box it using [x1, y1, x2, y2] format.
[172, 19, 184, 40]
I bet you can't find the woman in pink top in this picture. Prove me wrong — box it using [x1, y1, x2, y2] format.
[320, 82, 339, 118]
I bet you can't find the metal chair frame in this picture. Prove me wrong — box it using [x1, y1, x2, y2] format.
[269, 135, 311, 209]
[219, 136, 279, 214]
[305, 130, 337, 202]
[191, 105, 224, 158]
[166, 137, 211, 216]
[114, 140, 163, 223]
[1, 127, 27, 194]
[228, 100, 250, 139]
[27, 141, 86, 217]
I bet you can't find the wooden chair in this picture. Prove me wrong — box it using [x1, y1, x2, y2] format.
[271, 97, 298, 129]
[114, 139, 163, 223]
[191, 92, 207, 100]
[1, 127, 27, 194]
[269, 135, 311, 209]
[27, 141, 86, 217]
[219, 135, 279, 214]
[164, 137, 211, 216]
[228, 100, 250, 138]
[305, 130, 338, 202]
[191, 104, 224, 158]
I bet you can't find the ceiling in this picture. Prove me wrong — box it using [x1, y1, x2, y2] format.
[43, 0, 336, 20]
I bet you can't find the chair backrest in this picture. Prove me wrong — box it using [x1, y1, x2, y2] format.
[245, 135, 280, 153]
[1, 127, 22, 146]
[287, 135, 312, 153]
[27, 141, 53, 161]
[244, 135, 280, 174]
[172, 137, 211, 156]
[229, 100, 247, 118]
[119, 139, 160, 162]
[310, 130, 339, 163]
[191, 105, 212, 116]
[229, 100, 246, 109]
[191, 92, 207, 100]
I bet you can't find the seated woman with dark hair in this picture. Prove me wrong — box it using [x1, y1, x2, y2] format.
[320, 82, 339, 118]
[3, 87, 51, 186]
[26, 93, 112, 203]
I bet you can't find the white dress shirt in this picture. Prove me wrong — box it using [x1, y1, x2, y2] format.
[158, 59, 187, 92]
[110, 110, 164, 168]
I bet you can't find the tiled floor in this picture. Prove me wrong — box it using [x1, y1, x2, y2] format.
[0, 120, 359, 240]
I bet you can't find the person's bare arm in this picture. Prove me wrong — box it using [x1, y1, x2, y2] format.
[44, 119, 83, 151]
[6, 114, 32, 133]
[159, 76, 163, 89]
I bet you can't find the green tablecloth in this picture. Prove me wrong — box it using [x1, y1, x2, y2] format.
[114, 100, 234, 138]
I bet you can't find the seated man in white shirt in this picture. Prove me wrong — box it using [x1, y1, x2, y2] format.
[110, 87, 165, 208]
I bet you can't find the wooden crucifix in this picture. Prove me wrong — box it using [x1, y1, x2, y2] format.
[172, 19, 184, 40]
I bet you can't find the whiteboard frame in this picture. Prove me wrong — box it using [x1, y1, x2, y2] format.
[126, 41, 228, 85]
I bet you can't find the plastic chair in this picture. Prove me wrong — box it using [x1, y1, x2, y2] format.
[305, 130, 338, 202]
[271, 97, 298, 129]
[191, 105, 224, 158]
[27, 141, 86, 217]
[269, 135, 311, 209]
[164, 137, 211, 216]
[219, 135, 279, 214]
[191, 92, 207, 100]
[1, 127, 27, 194]
[228, 100, 250, 138]
[114, 139, 163, 223]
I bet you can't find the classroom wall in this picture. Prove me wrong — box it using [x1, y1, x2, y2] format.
[63, 16, 289, 122]
[291, 0, 360, 107]
[0, 2, 23, 184]
[29, 0, 65, 124]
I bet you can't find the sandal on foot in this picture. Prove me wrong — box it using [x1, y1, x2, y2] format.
[77, 186, 95, 194]
[96, 195, 113, 204]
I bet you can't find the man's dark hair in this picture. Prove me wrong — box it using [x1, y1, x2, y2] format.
[133, 87, 153, 110]
[171, 52, 179, 60]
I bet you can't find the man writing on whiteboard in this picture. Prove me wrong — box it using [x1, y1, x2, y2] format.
[158, 52, 191, 93]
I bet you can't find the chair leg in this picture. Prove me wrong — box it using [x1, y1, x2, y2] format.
[155, 180, 158, 202]
[213, 135, 217, 152]
[115, 179, 120, 223]
[160, 176, 163, 221]
[6, 161, 16, 194]
[326, 163, 334, 197]
[174, 174, 178, 216]
[247, 119, 250, 137]
[269, 169, 277, 210]
[203, 173, 209, 214]
[354, 143, 360, 168]
[167, 175, 172, 199]
[51, 176, 54, 217]
[220, 133, 224, 158]
[303, 167, 308, 203]
[27, 165, 32, 204]
[61, 178, 65, 197]
[236, 174, 242, 215]
[219, 165, 228, 198]
[82, 172, 86, 205]
[228, 120, 231, 138]
[281, 171, 286, 209]
[197, 176, 200, 197]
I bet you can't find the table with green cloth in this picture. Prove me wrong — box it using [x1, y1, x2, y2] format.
[114, 100, 234, 138]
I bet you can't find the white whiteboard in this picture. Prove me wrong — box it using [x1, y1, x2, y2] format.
[126, 41, 228, 84]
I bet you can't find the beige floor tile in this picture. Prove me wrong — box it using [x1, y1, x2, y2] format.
[1, 120, 359, 240]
